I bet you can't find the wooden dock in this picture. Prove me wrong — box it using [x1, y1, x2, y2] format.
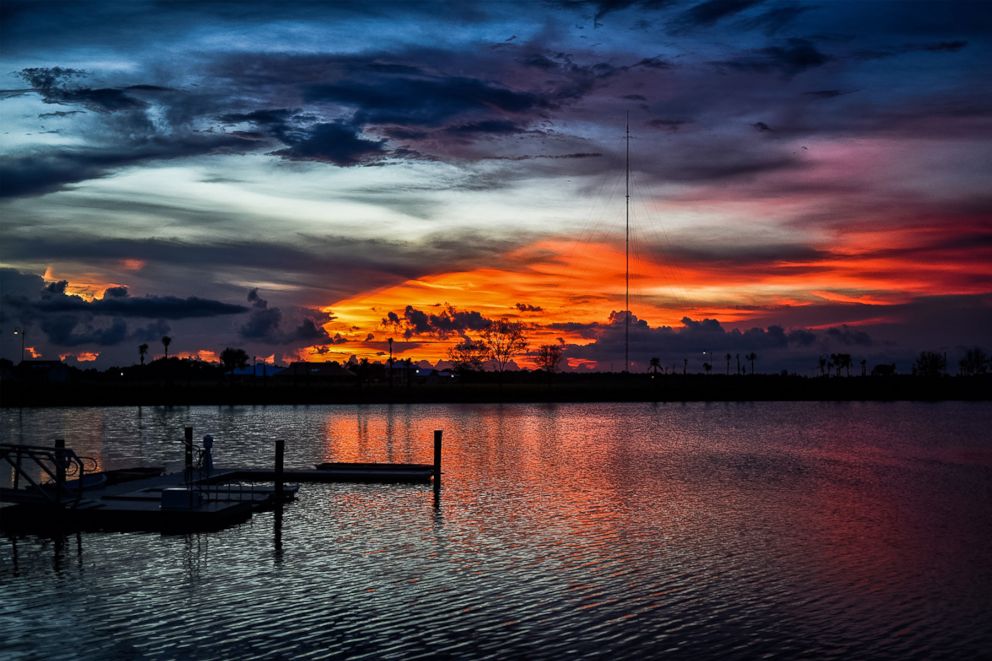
[0, 429, 444, 533]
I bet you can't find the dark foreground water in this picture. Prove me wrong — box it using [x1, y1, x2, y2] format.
[1, 402, 990, 659]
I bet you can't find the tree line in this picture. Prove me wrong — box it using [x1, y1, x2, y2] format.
[125, 329, 990, 378]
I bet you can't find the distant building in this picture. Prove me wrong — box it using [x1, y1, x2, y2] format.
[17, 360, 72, 384]
[413, 367, 458, 384]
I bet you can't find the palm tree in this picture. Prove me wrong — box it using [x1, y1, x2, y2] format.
[703, 362, 712, 375]
[831, 353, 852, 377]
[162, 335, 172, 359]
[745, 352, 757, 375]
[139, 343, 148, 366]
[828, 353, 839, 377]
[818, 355, 827, 377]
[649, 357, 661, 376]
[725, 353, 731, 375]
[735, 353, 741, 375]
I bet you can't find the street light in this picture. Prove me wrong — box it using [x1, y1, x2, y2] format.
[388, 338, 394, 389]
[12, 328, 25, 363]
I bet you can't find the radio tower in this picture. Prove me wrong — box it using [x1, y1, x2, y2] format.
[624, 113, 630, 373]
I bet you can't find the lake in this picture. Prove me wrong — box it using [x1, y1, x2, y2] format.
[2, 402, 991, 659]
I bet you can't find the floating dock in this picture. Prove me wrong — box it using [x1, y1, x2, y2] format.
[0, 430, 443, 534]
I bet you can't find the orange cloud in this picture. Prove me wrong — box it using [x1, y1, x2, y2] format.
[120, 259, 146, 271]
[314, 229, 992, 367]
[174, 349, 219, 363]
[59, 351, 100, 362]
[43, 265, 122, 301]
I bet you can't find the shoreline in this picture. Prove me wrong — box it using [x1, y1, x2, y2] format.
[3, 374, 989, 407]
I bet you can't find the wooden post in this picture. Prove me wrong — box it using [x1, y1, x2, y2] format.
[54, 438, 66, 505]
[433, 429, 442, 493]
[184, 426, 193, 484]
[274, 439, 285, 501]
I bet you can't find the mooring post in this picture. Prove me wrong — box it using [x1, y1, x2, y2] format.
[184, 426, 194, 484]
[433, 429, 442, 493]
[275, 439, 285, 501]
[54, 438, 66, 505]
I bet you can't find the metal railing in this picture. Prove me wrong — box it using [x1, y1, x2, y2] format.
[0, 442, 95, 507]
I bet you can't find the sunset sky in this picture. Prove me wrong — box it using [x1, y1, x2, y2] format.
[1, 0, 990, 372]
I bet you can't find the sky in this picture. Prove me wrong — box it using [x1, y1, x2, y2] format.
[1, 0, 990, 373]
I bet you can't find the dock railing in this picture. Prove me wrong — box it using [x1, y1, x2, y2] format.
[0, 441, 91, 507]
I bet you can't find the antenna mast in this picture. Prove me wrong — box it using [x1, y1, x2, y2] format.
[625, 113, 630, 373]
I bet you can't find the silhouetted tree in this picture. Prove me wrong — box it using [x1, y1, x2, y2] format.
[162, 335, 172, 359]
[220, 347, 249, 375]
[725, 353, 731, 375]
[649, 357, 661, 376]
[872, 363, 896, 376]
[703, 362, 712, 375]
[447, 338, 489, 373]
[836, 353, 852, 377]
[959, 347, 989, 375]
[913, 351, 946, 377]
[818, 355, 827, 377]
[860, 358, 867, 377]
[138, 343, 148, 366]
[535, 339, 566, 374]
[735, 353, 741, 375]
[482, 319, 528, 378]
[745, 352, 757, 375]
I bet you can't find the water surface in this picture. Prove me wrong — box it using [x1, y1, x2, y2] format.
[2, 402, 990, 659]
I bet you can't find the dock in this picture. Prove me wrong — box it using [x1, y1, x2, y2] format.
[0, 429, 444, 534]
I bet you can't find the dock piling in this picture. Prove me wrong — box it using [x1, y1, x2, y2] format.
[54, 438, 66, 505]
[275, 439, 285, 501]
[184, 426, 193, 484]
[433, 430, 442, 494]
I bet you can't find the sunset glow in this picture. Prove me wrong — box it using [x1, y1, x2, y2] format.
[1, 1, 989, 371]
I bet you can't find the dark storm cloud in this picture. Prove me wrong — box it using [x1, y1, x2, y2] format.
[38, 110, 85, 118]
[558, 312, 888, 371]
[218, 108, 302, 143]
[744, 294, 992, 348]
[677, 0, 765, 29]
[444, 119, 528, 136]
[305, 74, 550, 127]
[740, 3, 810, 35]
[383, 304, 492, 339]
[803, 89, 850, 99]
[515, 303, 544, 312]
[715, 38, 831, 76]
[0, 268, 248, 323]
[239, 289, 332, 345]
[485, 152, 602, 161]
[638, 237, 828, 269]
[273, 121, 387, 166]
[556, 0, 677, 24]
[40, 316, 129, 347]
[853, 40, 969, 61]
[19, 67, 146, 112]
[33, 294, 248, 319]
[563, 312, 806, 361]
[1, 268, 179, 349]
[826, 325, 872, 346]
[647, 118, 690, 131]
